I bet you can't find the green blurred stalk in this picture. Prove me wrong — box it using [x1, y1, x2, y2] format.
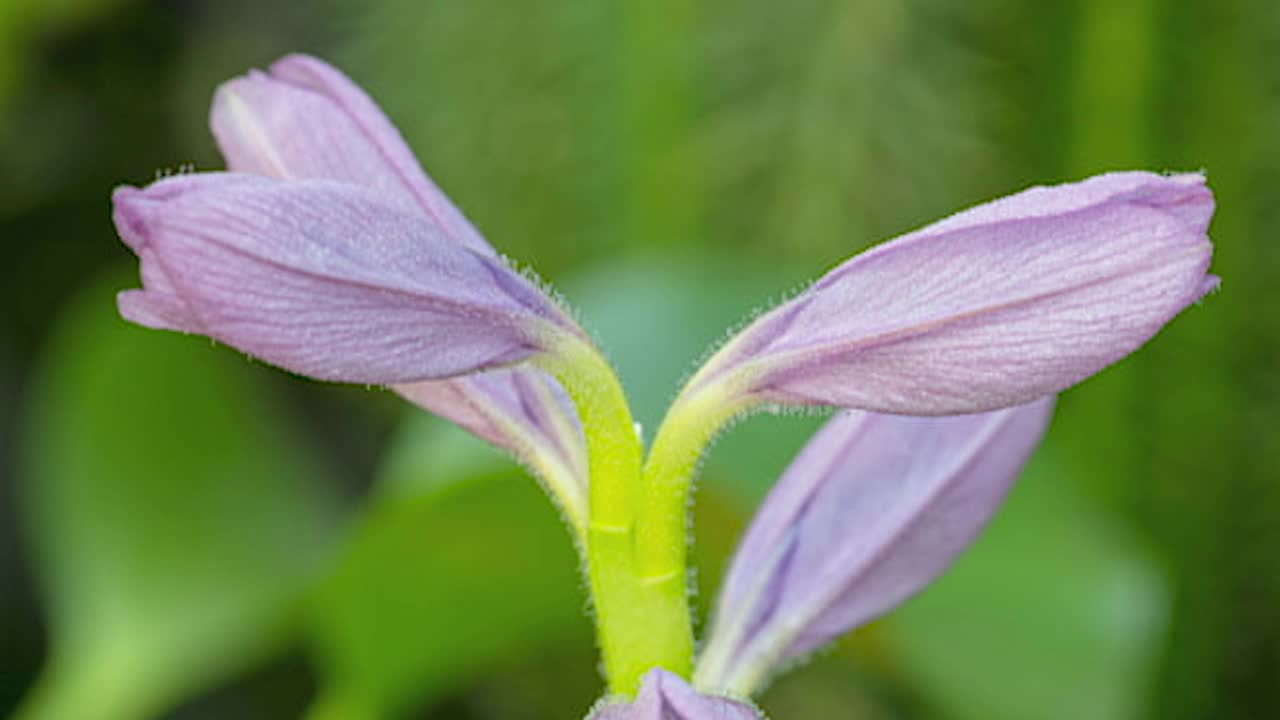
[619, 0, 697, 251]
[1054, 0, 1157, 507]
[1142, 0, 1278, 717]
[1052, 0, 1185, 717]
[1057, 0, 1276, 718]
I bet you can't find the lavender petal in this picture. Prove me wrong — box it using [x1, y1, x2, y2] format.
[211, 54, 492, 255]
[691, 172, 1215, 415]
[114, 173, 575, 384]
[590, 669, 763, 720]
[394, 369, 588, 518]
[207, 55, 587, 497]
[696, 399, 1054, 695]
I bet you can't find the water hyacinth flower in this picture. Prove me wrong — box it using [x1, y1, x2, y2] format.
[111, 54, 1217, 718]
[675, 172, 1216, 417]
[114, 174, 575, 382]
[211, 54, 491, 253]
[636, 171, 1217, 610]
[116, 55, 591, 527]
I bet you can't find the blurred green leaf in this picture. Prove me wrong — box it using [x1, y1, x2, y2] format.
[375, 412, 515, 504]
[305, 465, 594, 719]
[336, 0, 625, 273]
[0, 0, 138, 118]
[15, 276, 342, 720]
[339, 0, 1008, 272]
[882, 439, 1169, 720]
[691, 0, 1010, 261]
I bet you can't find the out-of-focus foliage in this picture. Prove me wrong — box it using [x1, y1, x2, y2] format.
[306, 462, 595, 719]
[2, 0, 1278, 718]
[15, 277, 342, 720]
[0, 0, 132, 118]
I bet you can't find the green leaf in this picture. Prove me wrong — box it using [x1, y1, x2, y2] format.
[15, 276, 341, 720]
[0, 0, 140, 147]
[305, 465, 594, 718]
[880, 440, 1169, 720]
[375, 411, 515, 503]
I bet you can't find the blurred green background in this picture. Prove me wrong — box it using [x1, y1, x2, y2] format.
[1, 0, 1276, 718]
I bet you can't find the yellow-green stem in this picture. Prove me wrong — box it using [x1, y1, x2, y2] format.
[535, 334, 694, 695]
[639, 378, 754, 580]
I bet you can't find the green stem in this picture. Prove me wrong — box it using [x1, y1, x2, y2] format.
[535, 334, 694, 696]
[638, 379, 753, 580]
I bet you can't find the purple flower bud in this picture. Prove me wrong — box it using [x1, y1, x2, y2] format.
[210, 53, 491, 256]
[589, 669, 762, 720]
[117, 55, 590, 508]
[114, 173, 578, 384]
[688, 172, 1216, 415]
[695, 400, 1054, 695]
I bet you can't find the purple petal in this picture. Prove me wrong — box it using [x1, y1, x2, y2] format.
[393, 368, 588, 515]
[210, 54, 492, 256]
[589, 669, 762, 720]
[692, 172, 1215, 415]
[114, 173, 576, 384]
[207, 55, 588, 497]
[695, 399, 1054, 695]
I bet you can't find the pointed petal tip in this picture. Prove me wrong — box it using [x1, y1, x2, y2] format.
[1085, 168, 1204, 189]
[205, 53, 498, 256]
[1141, 171, 1215, 231]
[212, 72, 263, 106]
[268, 53, 330, 80]
[264, 54, 357, 100]
[1200, 274, 1222, 297]
[112, 185, 152, 252]
[214, 62, 301, 99]
[220, 56, 327, 98]
[1049, 170, 1213, 230]
[117, 289, 198, 333]
[112, 183, 158, 217]
[1167, 170, 1206, 185]
[111, 183, 143, 202]
[114, 175, 239, 251]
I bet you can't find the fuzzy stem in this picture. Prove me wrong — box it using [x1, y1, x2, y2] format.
[638, 381, 754, 581]
[535, 335, 694, 695]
